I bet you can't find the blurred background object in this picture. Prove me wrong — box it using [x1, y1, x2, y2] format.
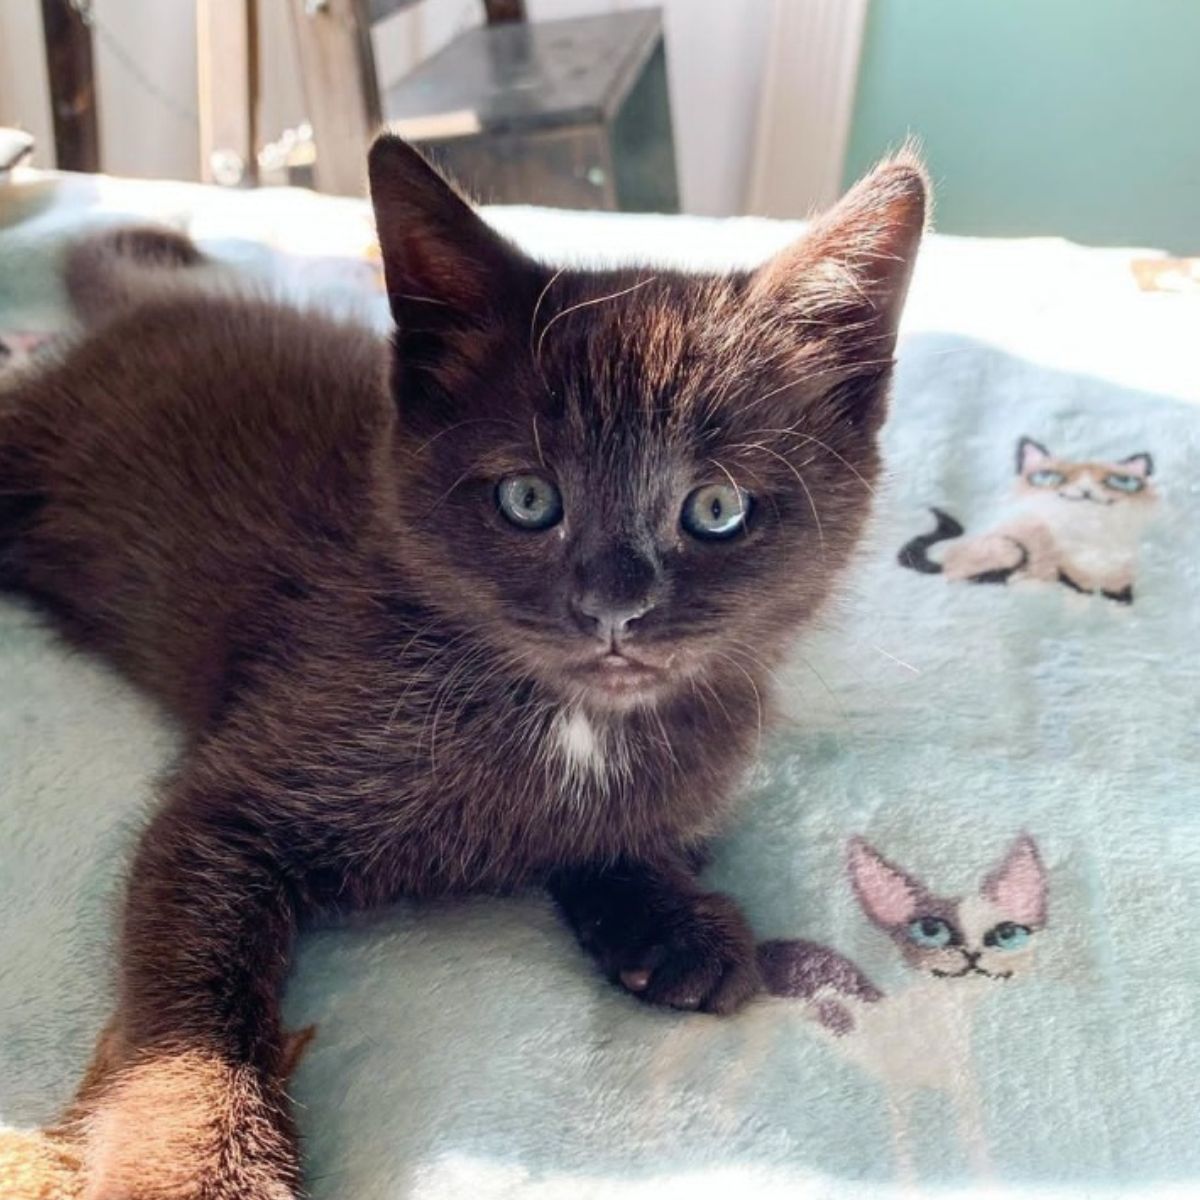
[0, 0, 766, 215]
[384, 9, 678, 211]
[38, 0, 100, 173]
[1, 0, 1197, 247]
[0, 128, 37, 179]
[840, 0, 1200, 252]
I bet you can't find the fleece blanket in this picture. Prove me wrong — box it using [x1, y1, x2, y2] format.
[1, 171, 1199, 1200]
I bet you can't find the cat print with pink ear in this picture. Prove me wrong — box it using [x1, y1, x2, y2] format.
[899, 436, 1158, 603]
[647, 835, 1049, 1182]
[756, 835, 1049, 1180]
[0, 330, 55, 379]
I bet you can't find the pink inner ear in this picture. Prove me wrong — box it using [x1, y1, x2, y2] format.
[982, 836, 1048, 926]
[848, 840, 919, 925]
[1119, 454, 1151, 478]
[1019, 440, 1051, 473]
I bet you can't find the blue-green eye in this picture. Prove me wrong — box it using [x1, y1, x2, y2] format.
[1028, 469, 1065, 488]
[682, 483, 751, 540]
[906, 917, 954, 948]
[1103, 472, 1143, 494]
[984, 922, 1031, 951]
[496, 474, 563, 530]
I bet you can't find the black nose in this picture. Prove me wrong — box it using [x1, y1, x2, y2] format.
[964, 950, 981, 966]
[572, 594, 654, 643]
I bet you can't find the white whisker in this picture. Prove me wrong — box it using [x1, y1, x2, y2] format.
[742, 427, 878, 497]
[730, 442, 825, 556]
[870, 644, 921, 674]
[534, 277, 658, 364]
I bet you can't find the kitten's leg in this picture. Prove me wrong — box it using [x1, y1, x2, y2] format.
[81, 778, 306, 1200]
[548, 858, 760, 1015]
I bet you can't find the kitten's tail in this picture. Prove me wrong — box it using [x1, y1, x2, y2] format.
[63, 226, 208, 327]
[897, 507, 964, 574]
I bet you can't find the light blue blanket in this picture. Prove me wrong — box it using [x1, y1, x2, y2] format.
[1, 172, 1198, 1199]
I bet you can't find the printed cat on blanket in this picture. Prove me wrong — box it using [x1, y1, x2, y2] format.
[647, 835, 1048, 1180]
[758, 835, 1049, 1178]
[899, 436, 1157, 602]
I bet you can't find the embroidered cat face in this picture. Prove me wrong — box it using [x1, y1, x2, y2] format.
[848, 835, 1048, 981]
[368, 137, 926, 712]
[1015, 437, 1156, 510]
[0, 330, 53, 377]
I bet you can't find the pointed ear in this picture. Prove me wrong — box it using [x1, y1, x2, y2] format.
[1017, 437, 1051, 474]
[368, 134, 534, 327]
[847, 838, 925, 928]
[981, 834, 1048, 927]
[747, 150, 928, 427]
[1118, 452, 1154, 478]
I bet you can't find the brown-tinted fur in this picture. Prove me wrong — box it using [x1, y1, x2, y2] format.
[0, 137, 925, 1198]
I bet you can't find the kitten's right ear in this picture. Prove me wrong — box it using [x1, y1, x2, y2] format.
[368, 134, 533, 327]
[747, 149, 928, 430]
[1017, 437, 1051, 474]
[847, 838, 924, 928]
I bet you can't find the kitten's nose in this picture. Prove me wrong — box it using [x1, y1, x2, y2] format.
[572, 540, 660, 644]
[572, 594, 654, 644]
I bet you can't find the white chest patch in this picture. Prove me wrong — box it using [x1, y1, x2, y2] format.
[554, 708, 606, 775]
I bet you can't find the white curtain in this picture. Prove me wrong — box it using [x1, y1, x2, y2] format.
[745, 0, 871, 218]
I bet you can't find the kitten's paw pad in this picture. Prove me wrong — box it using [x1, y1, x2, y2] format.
[610, 892, 760, 1015]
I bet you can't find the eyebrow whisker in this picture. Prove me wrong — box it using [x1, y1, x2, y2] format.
[534, 277, 659, 365]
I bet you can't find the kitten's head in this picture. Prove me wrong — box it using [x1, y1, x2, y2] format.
[1015, 437, 1156, 509]
[848, 835, 1048, 981]
[368, 137, 926, 712]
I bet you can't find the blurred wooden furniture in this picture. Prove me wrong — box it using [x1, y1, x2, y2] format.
[197, 0, 379, 195]
[171, 0, 677, 208]
[286, 0, 381, 195]
[383, 10, 679, 211]
[372, 0, 525, 21]
[197, 0, 259, 186]
[40, 0, 99, 172]
[482, 0, 526, 21]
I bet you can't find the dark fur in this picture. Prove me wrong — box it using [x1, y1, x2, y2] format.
[0, 136, 925, 1197]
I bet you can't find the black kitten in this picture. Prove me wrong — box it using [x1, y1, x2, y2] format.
[0, 136, 925, 1198]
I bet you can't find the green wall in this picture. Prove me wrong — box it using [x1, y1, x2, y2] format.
[844, 0, 1200, 252]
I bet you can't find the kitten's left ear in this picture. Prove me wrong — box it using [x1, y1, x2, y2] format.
[982, 834, 1048, 927]
[1119, 452, 1154, 478]
[748, 149, 929, 427]
[368, 134, 536, 328]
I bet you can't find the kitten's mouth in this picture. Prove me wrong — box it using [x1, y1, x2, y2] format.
[568, 650, 669, 699]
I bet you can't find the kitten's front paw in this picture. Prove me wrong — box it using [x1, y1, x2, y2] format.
[585, 890, 760, 1015]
